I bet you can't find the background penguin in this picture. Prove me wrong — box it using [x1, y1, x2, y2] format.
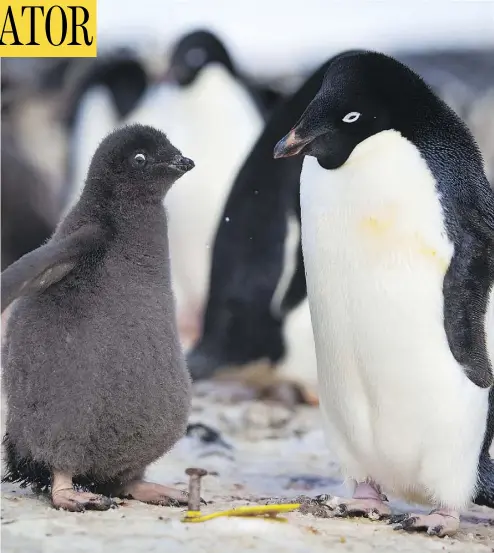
[1, 118, 58, 272]
[125, 30, 267, 348]
[61, 52, 149, 213]
[186, 60, 337, 402]
[2, 124, 194, 511]
[1, 65, 60, 325]
[165, 30, 284, 119]
[274, 50, 494, 536]
[0, 58, 86, 218]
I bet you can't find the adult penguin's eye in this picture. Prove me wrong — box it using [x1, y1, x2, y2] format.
[342, 111, 361, 123]
[133, 153, 147, 167]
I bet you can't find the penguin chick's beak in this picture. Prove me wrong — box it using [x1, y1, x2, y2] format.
[169, 154, 195, 173]
[273, 129, 313, 159]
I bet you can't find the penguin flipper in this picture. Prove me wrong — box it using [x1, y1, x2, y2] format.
[443, 234, 494, 389]
[474, 387, 494, 508]
[1, 224, 105, 313]
[475, 453, 494, 508]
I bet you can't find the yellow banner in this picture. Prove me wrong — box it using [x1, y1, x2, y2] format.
[0, 0, 97, 57]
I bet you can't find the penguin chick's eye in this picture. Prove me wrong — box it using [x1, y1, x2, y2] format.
[133, 153, 147, 167]
[342, 112, 361, 123]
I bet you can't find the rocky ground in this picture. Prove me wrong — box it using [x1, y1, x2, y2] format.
[1, 382, 493, 553]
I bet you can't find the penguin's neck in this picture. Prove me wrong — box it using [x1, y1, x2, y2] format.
[112, 198, 167, 231]
[62, 185, 168, 245]
[106, 198, 170, 266]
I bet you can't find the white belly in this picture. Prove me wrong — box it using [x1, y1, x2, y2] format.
[300, 130, 489, 509]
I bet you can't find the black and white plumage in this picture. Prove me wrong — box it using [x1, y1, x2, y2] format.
[274, 50, 494, 536]
[2, 124, 194, 511]
[186, 61, 334, 392]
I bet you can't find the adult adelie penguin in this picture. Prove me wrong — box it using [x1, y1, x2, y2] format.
[2, 124, 194, 511]
[127, 30, 265, 347]
[274, 51, 494, 535]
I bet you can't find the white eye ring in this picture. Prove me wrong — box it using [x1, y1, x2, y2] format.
[342, 112, 361, 123]
[134, 153, 146, 163]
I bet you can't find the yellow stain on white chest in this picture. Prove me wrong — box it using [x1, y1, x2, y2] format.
[358, 208, 449, 272]
[302, 130, 454, 275]
[360, 214, 395, 235]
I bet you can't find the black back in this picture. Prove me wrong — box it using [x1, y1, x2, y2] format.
[186, 59, 335, 380]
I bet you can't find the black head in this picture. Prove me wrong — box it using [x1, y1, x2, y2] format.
[86, 124, 194, 201]
[167, 30, 236, 86]
[274, 51, 447, 169]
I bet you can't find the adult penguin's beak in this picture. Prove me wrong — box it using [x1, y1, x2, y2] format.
[273, 128, 313, 158]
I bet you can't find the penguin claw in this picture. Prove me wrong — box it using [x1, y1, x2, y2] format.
[388, 513, 409, 525]
[318, 495, 391, 520]
[428, 525, 444, 537]
[390, 511, 459, 537]
[390, 513, 418, 530]
[51, 489, 115, 512]
[121, 480, 190, 506]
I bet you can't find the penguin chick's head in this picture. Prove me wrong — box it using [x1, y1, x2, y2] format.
[87, 124, 194, 200]
[274, 50, 443, 169]
[167, 30, 235, 86]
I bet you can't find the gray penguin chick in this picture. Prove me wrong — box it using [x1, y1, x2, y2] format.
[1, 124, 195, 512]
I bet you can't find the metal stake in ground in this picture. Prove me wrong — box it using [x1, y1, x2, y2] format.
[185, 468, 208, 512]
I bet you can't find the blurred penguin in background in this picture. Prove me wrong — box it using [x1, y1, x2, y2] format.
[1, 65, 60, 275]
[126, 30, 274, 348]
[187, 60, 334, 405]
[1, 129, 58, 273]
[165, 30, 284, 119]
[1, 58, 86, 204]
[1, 125, 59, 325]
[61, 51, 149, 213]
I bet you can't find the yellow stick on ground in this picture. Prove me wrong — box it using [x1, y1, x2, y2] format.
[182, 503, 301, 523]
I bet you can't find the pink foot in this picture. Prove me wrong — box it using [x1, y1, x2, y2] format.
[390, 509, 460, 537]
[51, 471, 114, 512]
[52, 488, 114, 512]
[121, 480, 189, 507]
[319, 481, 391, 520]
